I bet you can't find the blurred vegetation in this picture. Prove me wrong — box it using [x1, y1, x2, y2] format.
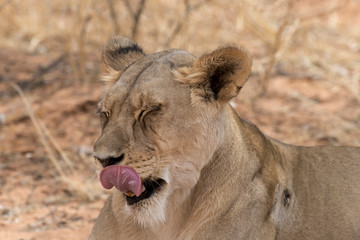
[0, 0, 359, 96]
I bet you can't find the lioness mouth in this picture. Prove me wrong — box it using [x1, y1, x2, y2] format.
[99, 165, 166, 205]
[125, 178, 166, 205]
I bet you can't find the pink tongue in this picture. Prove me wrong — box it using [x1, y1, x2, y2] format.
[99, 165, 142, 197]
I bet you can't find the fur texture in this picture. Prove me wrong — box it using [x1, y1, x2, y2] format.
[90, 36, 360, 240]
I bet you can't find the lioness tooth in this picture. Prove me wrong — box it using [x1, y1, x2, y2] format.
[125, 191, 135, 197]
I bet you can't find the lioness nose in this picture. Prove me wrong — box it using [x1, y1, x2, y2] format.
[94, 153, 125, 168]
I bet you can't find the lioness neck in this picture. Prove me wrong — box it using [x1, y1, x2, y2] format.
[169, 105, 290, 239]
[134, 105, 292, 239]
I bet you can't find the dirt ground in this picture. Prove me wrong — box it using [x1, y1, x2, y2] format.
[0, 49, 105, 240]
[1, 38, 360, 240]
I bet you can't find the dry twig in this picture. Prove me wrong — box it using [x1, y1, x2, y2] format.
[38, 119, 74, 171]
[77, 14, 92, 82]
[164, 0, 212, 48]
[12, 84, 67, 178]
[32, 54, 65, 82]
[260, 0, 299, 93]
[123, 0, 147, 40]
[11, 84, 98, 200]
[106, 0, 120, 34]
[12, 84, 74, 173]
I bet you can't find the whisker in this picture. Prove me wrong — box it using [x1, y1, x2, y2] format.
[152, 179, 163, 188]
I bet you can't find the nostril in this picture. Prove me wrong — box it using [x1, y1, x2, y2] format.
[95, 154, 125, 168]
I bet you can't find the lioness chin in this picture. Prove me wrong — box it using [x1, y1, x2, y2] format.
[90, 36, 360, 240]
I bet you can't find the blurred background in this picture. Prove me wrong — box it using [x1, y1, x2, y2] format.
[0, 0, 359, 239]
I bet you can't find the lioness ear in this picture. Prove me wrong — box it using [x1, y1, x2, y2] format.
[175, 46, 251, 103]
[101, 36, 145, 86]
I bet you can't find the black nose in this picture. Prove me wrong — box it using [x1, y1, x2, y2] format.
[94, 153, 125, 168]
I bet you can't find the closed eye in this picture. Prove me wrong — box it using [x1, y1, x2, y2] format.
[137, 104, 161, 122]
[100, 111, 110, 127]
[137, 106, 147, 121]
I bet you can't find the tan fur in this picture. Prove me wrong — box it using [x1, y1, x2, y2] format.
[90, 36, 360, 240]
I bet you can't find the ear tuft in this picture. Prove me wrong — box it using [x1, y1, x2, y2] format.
[101, 36, 145, 86]
[175, 46, 251, 103]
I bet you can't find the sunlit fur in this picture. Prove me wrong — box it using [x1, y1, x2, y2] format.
[90, 36, 360, 240]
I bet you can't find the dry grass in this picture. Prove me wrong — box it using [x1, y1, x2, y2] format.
[12, 83, 70, 178]
[11, 83, 101, 200]
[1, 0, 359, 96]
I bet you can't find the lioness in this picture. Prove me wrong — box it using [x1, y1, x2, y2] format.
[90, 36, 360, 240]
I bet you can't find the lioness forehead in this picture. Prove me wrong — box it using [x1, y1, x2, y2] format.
[101, 49, 195, 110]
[114, 49, 194, 89]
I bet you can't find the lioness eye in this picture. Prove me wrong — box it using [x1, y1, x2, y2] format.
[136, 105, 146, 121]
[150, 105, 160, 112]
[100, 111, 110, 125]
[137, 104, 161, 122]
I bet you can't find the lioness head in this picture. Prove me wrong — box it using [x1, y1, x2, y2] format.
[93, 36, 251, 227]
